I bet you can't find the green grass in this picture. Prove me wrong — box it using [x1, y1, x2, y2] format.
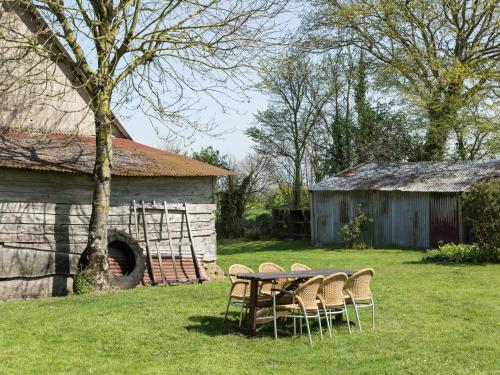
[0, 241, 499, 374]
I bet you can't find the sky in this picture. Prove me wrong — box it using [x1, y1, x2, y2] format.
[125, 85, 268, 160]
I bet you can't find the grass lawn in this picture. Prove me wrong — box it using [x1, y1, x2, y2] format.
[0, 240, 499, 374]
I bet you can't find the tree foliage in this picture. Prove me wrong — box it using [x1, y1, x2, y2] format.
[306, 0, 500, 160]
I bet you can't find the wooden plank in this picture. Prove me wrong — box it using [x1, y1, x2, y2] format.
[0, 275, 73, 300]
[184, 203, 203, 281]
[141, 200, 156, 284]
[0, 247, 80, 277]
[164, 201, 179, 281]
[0, 202, 215, 216]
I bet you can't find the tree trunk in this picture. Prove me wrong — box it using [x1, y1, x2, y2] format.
[293, 160, 302, 208]
[423, 89, 461, 161]
[81, 89, 113, 291]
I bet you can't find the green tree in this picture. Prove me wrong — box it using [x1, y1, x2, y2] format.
[307, 0, 499, 160]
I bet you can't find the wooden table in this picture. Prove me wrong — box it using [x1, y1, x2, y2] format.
[230, 268, 355, 335]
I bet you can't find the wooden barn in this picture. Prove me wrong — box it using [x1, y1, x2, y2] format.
[0, 5, 231, 299]
[309, 161, 500, 249]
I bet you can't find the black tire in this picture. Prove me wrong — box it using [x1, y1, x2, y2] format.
[107, 229, 146, 289]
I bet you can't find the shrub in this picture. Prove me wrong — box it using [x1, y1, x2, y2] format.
[461, 179, 500, 249]
[422, 243, 499, 264]
[243, 228, 261, 241]
[74, 267, 93, 294]
[341, 203, 373, 249]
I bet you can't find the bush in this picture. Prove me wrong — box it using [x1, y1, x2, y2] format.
[462, 179, 500, 248]
[341, 203, 372, 249]
[243, 228, 262, 241]
[422, 243, 499, 264]
[74, 267, 93, 294]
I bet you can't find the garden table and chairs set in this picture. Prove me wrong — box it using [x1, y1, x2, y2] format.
[224, 262, 375, 345]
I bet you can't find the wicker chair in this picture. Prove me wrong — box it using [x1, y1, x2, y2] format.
[317, 272, 351, 336]
[343, 268, 375, 330]
[224, 264, 253, 326]
[272, 276, 325, 345]
[259, 262, 288, 295]
[291, 263, 310, 271]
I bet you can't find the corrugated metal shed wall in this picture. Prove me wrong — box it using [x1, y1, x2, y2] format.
[311, 190, 461, 249]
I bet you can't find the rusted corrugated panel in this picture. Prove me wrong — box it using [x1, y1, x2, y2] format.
[310, 161, 499, 192]
[386, 192, 429, 249]
[0, 130, 233, 177]
[142, 256, 202, 284]
[312, 190, 432, 249]
[430, 193, 459, 248]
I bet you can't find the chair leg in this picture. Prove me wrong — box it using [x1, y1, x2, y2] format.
[371, 298, 375, 329]
[238, 304, 245, 326]
[317, 311, 323, 340]
[324, 308, 332, 337]
[293, 317, 297, 336]
[299, 317, 303, 333]
[352, 300, 362, 331]
[304, 313, 313, 346]
[223, 296, 232, 323]
[273, 289, 278, 339]
[344, 302, 352, 335]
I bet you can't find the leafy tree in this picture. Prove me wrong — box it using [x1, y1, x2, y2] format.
[192, 146, 229, 169]
[193, 147, 269, 237]
[307, 0, 499, 160]
[0, 0, 289, 290]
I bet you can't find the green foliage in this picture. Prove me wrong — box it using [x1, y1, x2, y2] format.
[74, 267, 93, 295]
[462, 179, 500, 249]
[217, 175, 252, 238]
[191, 146, 228, 169]
[422, 243, 498, 264]
[340, 203, 373, 249]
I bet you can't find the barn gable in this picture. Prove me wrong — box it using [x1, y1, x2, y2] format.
[0, 3, 130, 138]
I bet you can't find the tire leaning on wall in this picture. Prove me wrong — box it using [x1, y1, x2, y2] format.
[107, 229, 146, 289]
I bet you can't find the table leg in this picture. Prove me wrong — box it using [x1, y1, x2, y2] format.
[248, 279, 259, 335]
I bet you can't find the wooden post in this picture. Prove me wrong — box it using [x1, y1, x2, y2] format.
[154, 242, 166, 284]
[184, 202, 202, 281]
[164, 201, 179, 282]
[132, 200, 139, 239]
[141, 200, 156, 284]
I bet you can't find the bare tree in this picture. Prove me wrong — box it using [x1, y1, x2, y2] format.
[246, 52, 333, 207]
[306, 0, 499, 160]
[0, 0, 290, 290]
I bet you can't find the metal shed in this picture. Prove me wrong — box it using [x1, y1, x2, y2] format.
[309, 161, 500, 249]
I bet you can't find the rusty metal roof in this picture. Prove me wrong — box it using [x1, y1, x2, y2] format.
[310, 161, 500, 193]
[0, 131, 233, 177]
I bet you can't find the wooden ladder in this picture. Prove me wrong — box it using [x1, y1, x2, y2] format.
[131, 200, 204, 284]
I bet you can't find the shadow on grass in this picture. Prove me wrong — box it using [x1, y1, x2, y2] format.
[184, 314, 244, 337]
[184, 313, 354, 338]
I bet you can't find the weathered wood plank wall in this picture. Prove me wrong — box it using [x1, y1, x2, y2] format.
[0, 168, 217, 299]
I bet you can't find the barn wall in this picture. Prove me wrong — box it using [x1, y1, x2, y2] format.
[0, 168, 217, 299]
[311, 190, 462, 249]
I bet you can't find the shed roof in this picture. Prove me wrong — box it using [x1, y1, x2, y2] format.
[310, 161, 500, 193]
[0, 131, 233, 177]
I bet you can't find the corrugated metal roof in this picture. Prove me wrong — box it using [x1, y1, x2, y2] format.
[310, 161, 500, 193]
[0, 131, 233, 177]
